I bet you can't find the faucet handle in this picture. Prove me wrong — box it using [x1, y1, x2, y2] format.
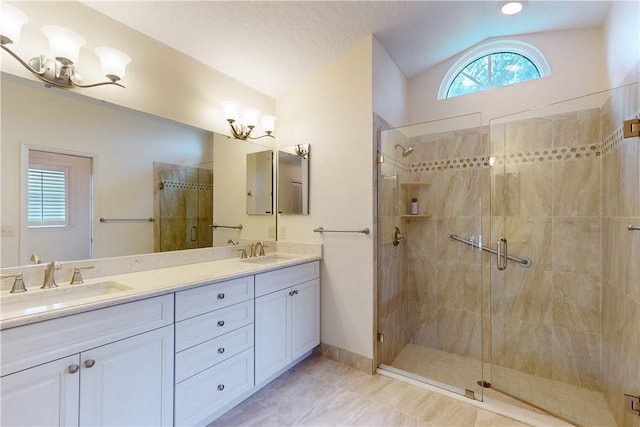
[237, 248, 248, 259]
[70, 266, 95, 285]
[1, 273, 27, 293]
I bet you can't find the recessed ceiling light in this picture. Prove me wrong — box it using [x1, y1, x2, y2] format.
[501, 1, 524, 15]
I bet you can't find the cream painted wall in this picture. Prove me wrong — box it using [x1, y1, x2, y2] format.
[603, 0, 640, 87]
[372, 37, 408, 128]
[1, 1, 275, 135]
[408, 28, 608, 125]
[1, 75, 211, 266]
[276, 37, 375, 359]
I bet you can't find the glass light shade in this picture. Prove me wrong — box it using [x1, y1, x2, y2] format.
[41, 25, 85, 64]
[1, 3, 28, 44]
[261, 115, 277, 133]
[95, 47, 131, 80]
[223, 101, 240, 121]
[501, 2, 523, 15]
[241, 108, 260, 127]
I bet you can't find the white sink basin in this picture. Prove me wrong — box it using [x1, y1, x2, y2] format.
[241, 254, 295, 264]
[1, 281, 133, 316]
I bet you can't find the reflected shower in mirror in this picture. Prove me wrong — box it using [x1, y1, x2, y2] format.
[278, 144, 310, 215]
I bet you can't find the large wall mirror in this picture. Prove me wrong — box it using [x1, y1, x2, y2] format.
[277, 144, 310, 215]
[0, 73, 276, 268]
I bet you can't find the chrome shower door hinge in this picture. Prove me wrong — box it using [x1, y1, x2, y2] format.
[624, 394, 640, 416]
[377, 333, 384, 342]
[623, 119, 640, 138]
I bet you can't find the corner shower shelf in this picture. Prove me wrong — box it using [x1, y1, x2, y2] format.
[400, 214, 431, 221]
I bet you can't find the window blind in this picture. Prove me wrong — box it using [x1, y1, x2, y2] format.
[28, 168, 67, 226]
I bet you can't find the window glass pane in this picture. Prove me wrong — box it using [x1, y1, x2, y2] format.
[447, 52, 540, 98]
[28, 167, 68, 226]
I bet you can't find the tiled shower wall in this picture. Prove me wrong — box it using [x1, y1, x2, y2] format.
[600, 83, 640, 427]
[489, 109, 604, 391]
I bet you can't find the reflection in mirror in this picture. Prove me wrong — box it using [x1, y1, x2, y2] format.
[277, 144, 310, 215]
[1, 73, 276, 268]
[246, 151, 274, 215]
[154, 161, 213, 252]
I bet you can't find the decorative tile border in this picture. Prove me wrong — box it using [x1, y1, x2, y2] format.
[160, 180, 213, 191]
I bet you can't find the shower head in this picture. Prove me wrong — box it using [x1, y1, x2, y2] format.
[394, 144, 414, 157]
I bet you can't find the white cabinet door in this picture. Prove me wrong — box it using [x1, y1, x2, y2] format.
[255, 287, 291, 384]
[291, 279, 320, 360]
[1, 354, 80, 427]
[79, 325, 174, 427]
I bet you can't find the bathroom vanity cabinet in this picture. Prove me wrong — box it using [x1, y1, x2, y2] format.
[0, 259, 321, 426]
[255, 262, 320, 385]
[0, 295, 174, 426]
[174, 276, 255, 426]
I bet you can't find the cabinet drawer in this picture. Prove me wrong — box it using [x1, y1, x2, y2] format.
[175, 300, 254, 352]
[175, 324, 253, 384]
[175, 348, 254, 427]
[1, 295, 174, 377]
[175, 276, 254, 322]
[255, 261, 319, 297]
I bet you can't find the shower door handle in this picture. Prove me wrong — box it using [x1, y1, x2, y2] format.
[392, 226, 405, 247]
[496, 237, 508, 270]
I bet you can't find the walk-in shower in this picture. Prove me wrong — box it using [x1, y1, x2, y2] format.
[376, 83, 639, 427]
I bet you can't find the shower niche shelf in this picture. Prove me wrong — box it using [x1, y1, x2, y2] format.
[399, 181, 431, 217]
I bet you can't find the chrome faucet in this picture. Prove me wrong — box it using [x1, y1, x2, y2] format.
[42, 261, 61, 289]
[250, 241, 266, 257]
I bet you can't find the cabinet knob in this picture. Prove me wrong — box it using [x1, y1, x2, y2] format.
[68, 364, 80, 374]
[217, 384, 225, 391]
[84, 359, 96, 368]
[217, 347, 225, 354]
[289, 290, 295, 296]
[217, 293, 225, 300]
[217, 320, 225, 327]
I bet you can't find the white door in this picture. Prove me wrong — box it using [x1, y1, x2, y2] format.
[79, 326, 174, 426]
[27, 150, 92, 263]
[291, 279, 320, 360]
[0, 354, 80, 427]
[255, 288, 291, 384]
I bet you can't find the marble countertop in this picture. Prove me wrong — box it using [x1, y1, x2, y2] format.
[0, 252, 321, 330]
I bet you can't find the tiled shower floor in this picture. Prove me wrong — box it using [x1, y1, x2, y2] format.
[390, 344, 617, 427]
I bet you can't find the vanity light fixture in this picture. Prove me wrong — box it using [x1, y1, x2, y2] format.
[223, 101, 276, 140]
[501, 1, 524, 15]
[295, 144, 309, 159]
[0, 3, 131, 89]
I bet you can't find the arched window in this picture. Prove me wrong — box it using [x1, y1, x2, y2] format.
[438, 40, 551, 99]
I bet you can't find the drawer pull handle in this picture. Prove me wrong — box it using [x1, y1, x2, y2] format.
[68, 364, 80, 374]
[217, 347, 225, 354]
[217, 384, 225, 391]
[217, 293, 225, 300]
[84, 359, 96, 369]
[217, 320, 225, 327]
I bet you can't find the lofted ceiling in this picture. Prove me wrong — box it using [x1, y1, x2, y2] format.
[82, 1, 613, 99]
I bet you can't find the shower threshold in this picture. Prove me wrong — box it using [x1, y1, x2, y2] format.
[378, 363, 475, 400]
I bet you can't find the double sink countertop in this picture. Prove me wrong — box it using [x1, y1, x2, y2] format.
[0, 252, 321, 330]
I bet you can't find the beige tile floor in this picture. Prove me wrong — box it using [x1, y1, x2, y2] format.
[210, 356, 530, 427]
[391, 344, 617, 427]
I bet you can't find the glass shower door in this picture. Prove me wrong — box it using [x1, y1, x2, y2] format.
[487, 85, 637, 426]
[376, 113, 486, 400]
